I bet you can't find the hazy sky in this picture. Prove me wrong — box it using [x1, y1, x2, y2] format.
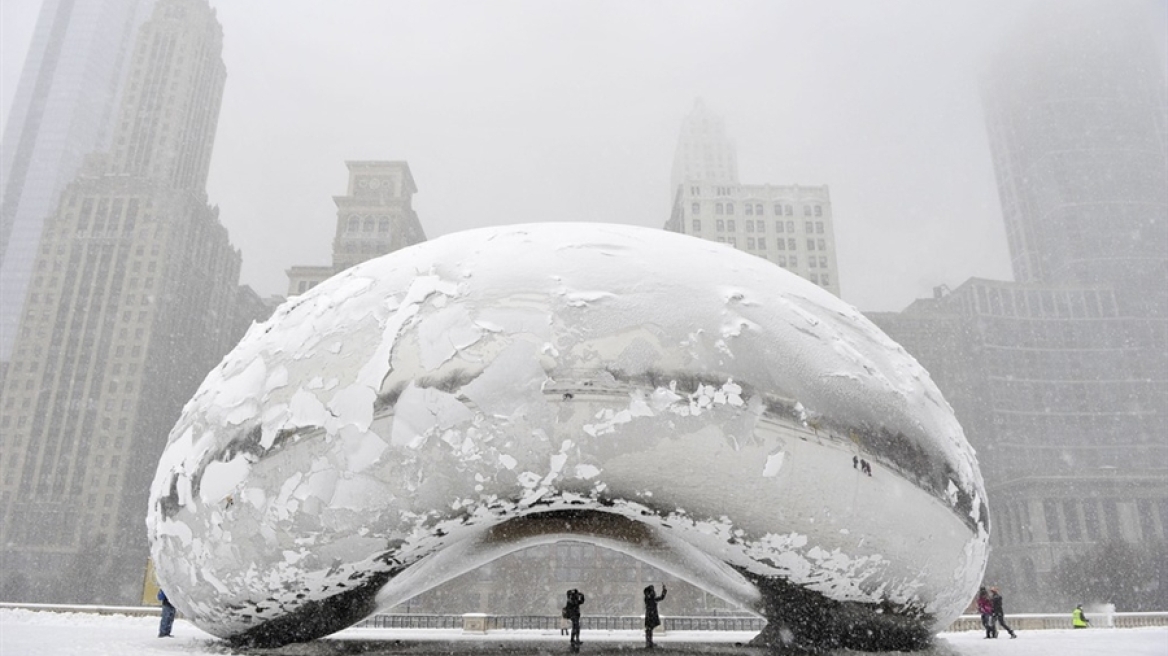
[3, 0, 1095, 311]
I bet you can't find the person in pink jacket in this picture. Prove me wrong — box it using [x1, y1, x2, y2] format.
[976, 586, 997, 638]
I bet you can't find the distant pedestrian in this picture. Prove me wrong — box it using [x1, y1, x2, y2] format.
[563, 588, 585, 646]
[976, 586, 996, 638]
[853, 455, 859, 469]
[643, 584, 667, 648]
[860, 459, 872, 476]
[990, 587, 1017, 638]
[157, 589, 176, 638]
[1072, 604, 1090, 629]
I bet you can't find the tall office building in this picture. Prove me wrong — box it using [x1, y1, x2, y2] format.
[665, 101, 841, 297]
[869, 2, 1168, 609]
[0, 0, 249, 604]
[287, 161, 426, 296]
[0, 0, 156, 368]
[981, 1, 1168, 315]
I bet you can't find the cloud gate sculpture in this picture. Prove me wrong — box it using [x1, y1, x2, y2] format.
[147, 223, 988, 651]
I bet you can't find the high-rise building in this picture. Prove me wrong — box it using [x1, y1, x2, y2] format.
[286, 161, 425, 296]
[0, 0, 252, 604]
[665, 101, 841, 297]
[669, 98, 738, 198]
[981, 2, 1168, 316]
[869, 2, 1168, 610]
[0, 0, 156, 368]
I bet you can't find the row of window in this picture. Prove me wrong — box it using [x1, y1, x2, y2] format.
[694, 219, 826, 234]
[712, 233, 829, 252]
[345, 215, 394, 233]
[694, 202, 824, 217]
[995, 497, 1166, 546]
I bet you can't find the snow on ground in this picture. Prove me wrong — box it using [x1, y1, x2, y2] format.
[2, 608, 1166, 655]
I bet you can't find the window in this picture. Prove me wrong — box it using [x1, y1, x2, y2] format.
[747, 237, 756, 249]
[785, 205, 793, 216]
[691, 202, 700, 215]
[726, 203, 735, 215]
[810, 273, 819, 283]
[786, 220, 794, 232]
[787, 238, 796, 250]
[789, 255, 798, 266]
[691, 219, 701, 232]
[778, 255, 788, 267]
[821, 274, 830, 286]
[716, 203, 724, 215]
[1063, 501, 1082, 541]
[774, 204, 782, 215]
[809, 258, 817, 268]
[818, 239, 826, 250]
[776, 221, 785, 233]
[814, 205, 822, 217]
[347, 215, 360, 231]
[745, 204, 753, 216]
[745, 221, 754, 233]
[378, 217, 390, 231]
[690, 186, 700, 195]
[755, 204, 763, 215]
[716, 219, 725, 232]
[727, 219, 736, 231]
[803, 205, 811, 216]
[363, 217, 375, 232]
[1044, 500, 1062, 542]
[758, 238, 766, 250]
[807, 239, 816, 251]
[777, 239, 786, 251]
[816, 221, 824, 234]
[805, 221, 814, 233]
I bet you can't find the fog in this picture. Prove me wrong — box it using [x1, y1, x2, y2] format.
[0, 0, 1059, 311]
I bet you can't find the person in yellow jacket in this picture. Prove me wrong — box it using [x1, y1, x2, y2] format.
[1072, 604, 1090, 628]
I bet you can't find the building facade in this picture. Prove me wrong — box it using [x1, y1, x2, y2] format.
[665, 101, 841, 297]
[0, 0, 257, 604]
[870, 2, 1168, 610]
[0, 0, 156, 367]
[286, 161, 425, 296]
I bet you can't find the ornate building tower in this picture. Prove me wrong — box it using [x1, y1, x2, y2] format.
[287, 161, 426, 296]
[0, 0, 246, 604]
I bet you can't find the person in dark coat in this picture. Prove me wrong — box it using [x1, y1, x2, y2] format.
[157, 589, 176, 638]
[976, 586, 996, 638]
[643, 584, 667, 648]
[990, 587, 1017, 638]
[564, 588, 585, 646]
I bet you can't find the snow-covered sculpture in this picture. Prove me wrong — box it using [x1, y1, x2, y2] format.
[147, 223, 988, 650]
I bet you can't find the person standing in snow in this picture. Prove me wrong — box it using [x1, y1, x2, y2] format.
[643, 584, 667, 648]
[563, 588, 585, 646]
[976, 586, 996, 638]
[990, 587, 1017, 638]
[157, 589, 176, 638]
[1072, 604, 1090, 628]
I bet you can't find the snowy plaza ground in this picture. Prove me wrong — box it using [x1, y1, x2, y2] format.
[2, 609, 1166, 656]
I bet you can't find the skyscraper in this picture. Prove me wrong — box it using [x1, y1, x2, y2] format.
[0, 0, 155, 367]
[0, 0, 248, 604]
[286, 161, 426, 296]
[665, 101, 842, 297]
[869, 2, 1168, 609]
[981, 1, 1168, 316]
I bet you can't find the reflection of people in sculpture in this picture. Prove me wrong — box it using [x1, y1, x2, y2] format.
[643, 584, 667, 648]
[564, 588, 585, 646]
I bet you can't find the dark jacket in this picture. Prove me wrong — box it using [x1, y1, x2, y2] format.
[644, 586, 667, 628]
[991, 592, 1005, 616]
[564, 589, 585, 620]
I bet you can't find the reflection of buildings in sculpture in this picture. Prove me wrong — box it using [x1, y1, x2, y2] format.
[664, 100, 841, 298]
[0, 0, 264, 604]
[869, 2, 1168, 611]
[0, 0, 156, 365]
[286, 161, 426, 296]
